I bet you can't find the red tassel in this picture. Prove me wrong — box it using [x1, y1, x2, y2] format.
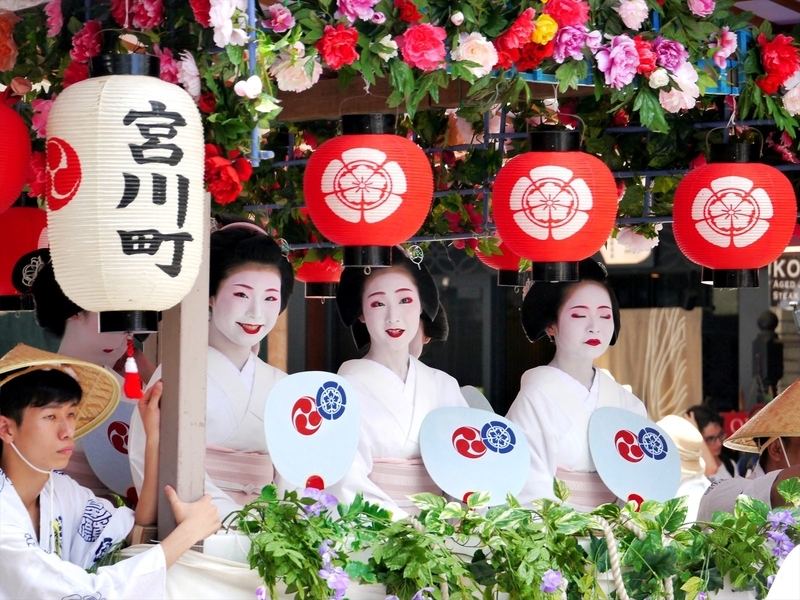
[123, 338, 143, 399]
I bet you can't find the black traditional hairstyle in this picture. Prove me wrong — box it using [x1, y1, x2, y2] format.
[12, 249, 82, 338]
[421, 301, 448, 342]
[336, 247, 439, 350]
[209, 223, 295, 313]
[520, 258, 621, 345]
[0, 369, 82, 458]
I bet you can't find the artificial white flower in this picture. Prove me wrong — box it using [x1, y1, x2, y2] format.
[375, 35, 398, 61]
[177, 51, 202, 100]
[614, 0, 649, 31]
[210, 0, 248, 47]
[783, 85, 800, 116]
[659, 62, 699, 113]
[784, 68, 800, 91]
[269, 49, 322, 92]
[451, 32, 498, 78]
[450, 11, 464, 26]
[648, 68, 669, 89]
[234, 75, 263, 99]
[616, 224, 662, 253]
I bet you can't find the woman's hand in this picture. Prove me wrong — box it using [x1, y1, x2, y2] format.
[138, 380, 162, 442]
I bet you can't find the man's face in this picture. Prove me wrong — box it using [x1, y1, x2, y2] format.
[1, 401, 78, 472]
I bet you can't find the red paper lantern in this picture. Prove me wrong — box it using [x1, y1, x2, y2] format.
[0, 104, 32, 214]
[0, 207, 47, 310]
[303, 115, 433, 266]
[492, 129, 618, 281]
[476, 239, 529, 287]
[295, 255, 344, 299]
[673, 144, 796, 288]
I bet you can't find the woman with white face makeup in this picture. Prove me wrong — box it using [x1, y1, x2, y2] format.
[129, 221, 294, 520]
[505, 258, 647, 511]
[11, 249, 133, 496]
[329, 247, 467, 518]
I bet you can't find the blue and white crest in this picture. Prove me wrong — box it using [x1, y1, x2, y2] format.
[316, 381, 347, 420]
[481, 421, 516, 454]
[79, 500, 111, 543]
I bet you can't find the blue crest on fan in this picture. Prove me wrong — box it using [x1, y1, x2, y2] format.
[316, 381, 347, 420]
[481, 421, 516, 454]
[638, 427, 669, 460]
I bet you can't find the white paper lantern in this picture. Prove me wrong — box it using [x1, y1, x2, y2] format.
[45, 55, 204, 331]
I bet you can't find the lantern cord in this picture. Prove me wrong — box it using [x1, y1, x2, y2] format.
[124, 0, 130, 30]
[726, 96, 737, 132]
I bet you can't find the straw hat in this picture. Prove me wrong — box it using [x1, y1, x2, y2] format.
[725, 378, 800, 453]
[657, 415, 705, 477]
[0, 344, 120, 439]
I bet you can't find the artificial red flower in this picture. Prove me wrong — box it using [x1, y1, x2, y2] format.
[393, 0, 423, 23]
[517, 40, 554, 71]
[26, 151, 47, 198]
[756, 33, 800, 95]
[688, 153, 707, 169]
[494, 44, 520, 70]
[397, 23, 447, 71]
[62, 61, 89, 87]
[70, 20, 102, 63]
[198, 92, 216, 113]
[611, 109, 630, 127]
[633, 36, 656, 75]
[495, 8, 536, 52]
[558, 98, 579, 128]
[205, 156, 243, 205]
[190, 0, 211, 27]
[316, 24, 359, 70]
[232, 157, 253, 181]
[542, 0, 590, 27]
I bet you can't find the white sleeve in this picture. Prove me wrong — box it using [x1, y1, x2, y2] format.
[696, 470, 781, 522]
[326, 441, 408, 521]
[505, 384, 560, 505]
[0, 523, 166, 600]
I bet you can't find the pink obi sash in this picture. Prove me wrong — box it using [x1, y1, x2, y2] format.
[64, 446, 109, 497]
[205, 445, 273, 505]
[369, 457, 441, 512]
[555, 468, 616, 510]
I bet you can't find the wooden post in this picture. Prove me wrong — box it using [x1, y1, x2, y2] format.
[267, 308, 289, 372]
[157, 210, 210, 539]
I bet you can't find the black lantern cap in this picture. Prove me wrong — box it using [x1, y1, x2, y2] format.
[90, 54, 160, 78]
[531, 261, 580, 282]
[304, 282, 338, 299]
[99, 310, 159, 333]
[709, 143, 757, 164]
[341, 114, 396, 135]
[529, 127, 581, 152]
[343, 246, 392, 268]
[496, 270, 531, 287]
[708, 269, 760, 289]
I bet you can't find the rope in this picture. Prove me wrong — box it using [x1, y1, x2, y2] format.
[593, 515, 631, 600]
[615, 518, 675, 600]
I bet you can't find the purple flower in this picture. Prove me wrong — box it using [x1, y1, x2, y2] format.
[595, 35, 640, 89]
[697, 593, 708, 600]
[255, 586, 267, 600]
[540, 569, 563, 593]
[336, 0, 380, 23]
[653, 36, 688, 71]
[302, 487, 338, 517]
[768, 509, 797, 531]
[262, 4, 295, 33]
[318, 539, 339, 565]
[553, 26, 587, 63]
[411, 588, 435, 600]
[767, 530, 796, 558]
[767, 574, 776, 588]
[318, 565, 350, 600]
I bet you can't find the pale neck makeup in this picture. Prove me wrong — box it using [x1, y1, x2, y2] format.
[548, 281, 615, 391]
[208, 265, 282, 371]
[360, 269, 422, 382]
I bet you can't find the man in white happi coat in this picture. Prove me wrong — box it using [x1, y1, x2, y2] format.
[506, 259, 647, 511]
[330, 247, 467, 518]
[697, 379, 800, 522]
[0, 345, 219, 600]
[130, 222, 295, 520]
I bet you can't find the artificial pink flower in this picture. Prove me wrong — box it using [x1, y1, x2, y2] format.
[263, 4, 295, 32]
[131, 0, 164, 30]
[45, 0, 63, 38]
[614, 0, 649, 31]
[31, 97, 56, 138]
[659, 62, 699, 112]
[552, 25, 587, 64]
[70, 20, 102, 63]
[337, 0, 380, 23]
[687, 0, 714, 18]
[595, 35, 640, 89]
[397, 23, 447, 72]
[154, 44, 179, 84]
[709, 26, 737, 69]
[62, 61, 89, 87]
[0, 11, 21, 72]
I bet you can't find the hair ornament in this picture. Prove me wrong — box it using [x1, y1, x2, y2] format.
[20, 254, 46, 289]
[406, 245, 424, 269]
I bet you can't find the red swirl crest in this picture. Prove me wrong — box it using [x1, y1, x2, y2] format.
[292, 396, 322, 436]
[46, 137, 82, 210]
[452, 426, 487, 459]
[107, 421, 130, 455]
[615, 429, 644, 463]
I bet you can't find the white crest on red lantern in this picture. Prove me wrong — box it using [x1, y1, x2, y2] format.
[691, 176, 772, 248]
[509, 166, 593, 241]
[320, 148, 407, 224]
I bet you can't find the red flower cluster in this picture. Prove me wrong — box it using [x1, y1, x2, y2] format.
[62, 61, 89, 87]
[198, 92, 217, 113]
[394, 0, 422, 24]
[517, 40, 555, 71]
[190, 0, 211, 27]
[316, 24, 360, 70]
[204, 144, 253, 206]
[69, 20, 102, 63]
[494, 8, 536, 69]
[447, 202, 484, 251]
[756, 33, 800, 95]
[26, 151, 47, 199]
[542, 0, 590, 27]
[110, 0, 164, 31]
[633, 36, 656, 75]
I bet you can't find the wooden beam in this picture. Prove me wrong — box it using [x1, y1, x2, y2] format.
[157, 196, 210, 539]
